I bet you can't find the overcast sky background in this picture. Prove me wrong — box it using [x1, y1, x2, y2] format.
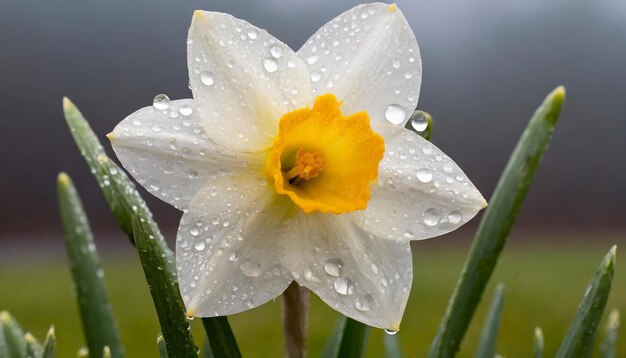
[1, 0, 625, 242]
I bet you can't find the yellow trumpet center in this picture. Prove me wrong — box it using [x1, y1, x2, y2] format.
[264, 94, 384, 214]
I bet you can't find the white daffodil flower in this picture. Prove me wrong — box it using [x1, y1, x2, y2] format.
[109, 3, 486, 330]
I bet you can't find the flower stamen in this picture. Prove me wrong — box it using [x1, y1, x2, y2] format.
[285, 149, 326, 185]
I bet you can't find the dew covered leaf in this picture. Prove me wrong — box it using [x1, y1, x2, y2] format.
[57, 173, 125, 358]
[429, 86, 566, 357]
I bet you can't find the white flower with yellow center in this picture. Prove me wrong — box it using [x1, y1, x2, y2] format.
[109, 3, 486, 330]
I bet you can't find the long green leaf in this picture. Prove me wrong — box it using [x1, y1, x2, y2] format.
[322, 317, 370, 358]
[475, 284, 505, 358]
[157, 333, 169, 358]
[429, 86, 566, 357]
[25, 332, 42, 358]
[57, 173, 125, 358]
[62, 97, 173, 261]
[384, 333, 404, 358]
[533, 327, 544, 358]
[63, 97, 238, 355]
[600, 309, 620, 358]
[201, 317, 241, 358]
[556, 246, 616, 358]
[132, 216, 197, 357]
[1, 311, 26, 358]
[42, 326, 56, 358]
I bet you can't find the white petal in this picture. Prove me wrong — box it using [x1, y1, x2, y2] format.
[298, 3, 421, 126]
[280, 212, 412, 330]
[110, 99, 261, 210]
[350, 123, 486, 241]
[177, 175, 293, 316]
[188, 11, 313, 152]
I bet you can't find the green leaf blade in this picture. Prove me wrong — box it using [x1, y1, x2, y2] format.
[201, 317, 241, 358]
[132, 216, 197, 357]
[556, 246, 617, 358]
[384, 333, 404, 358]
[1, 311, 27, 358]
[474, 284, 505, 358]
[429, 86, 566, 357]
[322, 317, 370, 358]
[533, 327, 544, 358]
[157, 333, 169, 358]
[25, 332, 43, 358]
[56, 173, 125, 358]
[42, 326, 57, 358]
[600, 309, 620, 358]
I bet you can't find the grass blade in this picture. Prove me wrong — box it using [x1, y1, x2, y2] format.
[42, 326, 56, 358]
[157, 333, 169, 358]
[601, 309, 620, 358]
[132, 216, 197, 357]
[57, 173, 125, 358]
[62, 97, 173, 261]
[1, 311, 26, 357]
[25, 332, 43, 357]
[556, 246, 617, 358]
[201, 317, 241, 358]
[429, 86, 566, 357]
[475, 284, 505, 358]
[322, 317, 371, 358]
[533, 327, 544, 358]
[77, 347, 89, 358]
[384, 333, 404, 358]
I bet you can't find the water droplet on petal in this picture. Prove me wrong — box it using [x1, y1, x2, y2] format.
[385, 329, 399, 335]
[151, 123, 162, 132]
[423, 208, 440, 226]
[240, 259, 261, 277]
[247, 29, 258, 39]
[263, 58, 278, 73]
[200, 71, 214, 86]
[448, 210, 462, 224]
[385, 105, 406, 125]
[310, 71, 322, 82]
[193, 239, 205, 251]
[153, 94, 170, 110]
[307, 55, 319, 65]
[270, 45, 284, 59]
[324, 259, 343, 277]
[411, 111, 429, 132]
[416, 168, 433, 183]
[179, 105, 193, 116]
[334, 277, 353, 295]
[355, 294, 374, 311]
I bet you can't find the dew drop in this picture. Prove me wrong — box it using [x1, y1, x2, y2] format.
[200, 71, 214, 86]
[247, 29, 258, 39]
[263, 58, 278, 73]
[355, 294, 374, 311]
[334, 277, 353, 295]
[179, 105, 193, 116]
[193, 239, 206, 251]
[151, 123, 162, 133]
[448, 210, 462, 224]
[270, 45, 284, 59]
[153, 94, 170, 110]
[410, 110, 429, 132]
[310, 71, 322, 82]
[324, 259, 343, 277]
[307, 55, 319, 65]
[228, 252, 239, 262]
[385, 329, 399, 335]
[423, 208, 440, 226]
[240, 259, 261, 277]
[416, 168, 433, 183]
[443, 162, 454, 173]
[385, 105, 406, 125]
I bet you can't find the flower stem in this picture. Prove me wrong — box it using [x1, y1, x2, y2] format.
[282, 282, 309, 358]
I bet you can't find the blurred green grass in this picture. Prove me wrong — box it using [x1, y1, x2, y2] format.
[1, 240, 623, 357]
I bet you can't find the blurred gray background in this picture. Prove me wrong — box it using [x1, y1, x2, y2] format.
[1, 0, 625, 241]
